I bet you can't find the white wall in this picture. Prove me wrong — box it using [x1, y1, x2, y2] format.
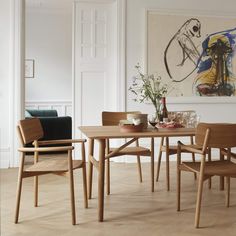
[0, 0, 11, 168]
[25, 4, 72, 101]
[1, 0, 236, 168]
[126, 0, 236, 124]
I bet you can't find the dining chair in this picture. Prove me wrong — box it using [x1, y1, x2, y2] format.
[102, 111, 152, 195]
[156, 110, 198, 190]
[15, 118, 88, 225]
[177, 123, 236, 228]
[219, 149, 236, 189]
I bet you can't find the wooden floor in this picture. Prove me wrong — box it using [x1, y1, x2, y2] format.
[1, 161, 236, 236]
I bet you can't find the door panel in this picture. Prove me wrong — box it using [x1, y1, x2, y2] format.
[74, 1, 117, 140]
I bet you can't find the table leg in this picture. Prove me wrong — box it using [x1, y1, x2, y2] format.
[88, 138, 94, 199]
[98, 139, 105, 222]
[220, 148, 224, 190]
[151, 137, 154, 192]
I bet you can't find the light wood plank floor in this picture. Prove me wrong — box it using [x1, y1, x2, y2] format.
[1, 161, 235, 236]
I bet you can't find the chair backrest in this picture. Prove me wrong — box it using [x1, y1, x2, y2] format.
[102, 111, 141, 126]
[19, 118, 44, 145]
[195, 123, 236, 148]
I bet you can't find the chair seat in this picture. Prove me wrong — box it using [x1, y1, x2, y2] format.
[161, 144, 202, 154]
[26, 159, 83, 172]
[181, 160, 236, 176]
[109, 146, 151, 157]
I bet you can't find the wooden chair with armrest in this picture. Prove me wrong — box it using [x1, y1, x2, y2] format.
[156, 110, 199, 191]
[219, 148, 236, 189]
[221, 149, 236, 159]
[15, 118, 88, 225]
[177, 123, 236, 228]
[102, 111, 152, 195]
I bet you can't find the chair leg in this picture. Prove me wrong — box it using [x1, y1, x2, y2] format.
[106, 159, 110, 195]
[34, 176, 38, 207]
[195, 157, 205, 228]
[68, 150, 76, 225]
[151, 138, 154, 192]
[14, 153, 25, 224]
[135, 139, 142, 183]
[177, 168, 181, 211]
[191, 155, 197, 180]
[219, 148, 224, 190]
[137, 155, 142, 183]
[207, 148, 212, 189]
[177, 143, 181, 211]
[88, 139, 94, 199]
[33, 148, 39, 207]
[226, 177, 230, 207]
[165, 137, 170, 191]
[156, 137, 164, 182]
[190, 137, 197, 181]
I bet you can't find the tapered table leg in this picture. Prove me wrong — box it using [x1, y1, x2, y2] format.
[88, 138, 94, 199]
[98, 139, 105, 222]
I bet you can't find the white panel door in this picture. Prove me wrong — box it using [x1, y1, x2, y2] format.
[74, 1, 117, 140]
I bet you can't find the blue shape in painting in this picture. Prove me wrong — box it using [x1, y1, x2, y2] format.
[194, 28, 236, 96]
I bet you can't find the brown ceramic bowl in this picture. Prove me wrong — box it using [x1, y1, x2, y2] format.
[119, 123, 144, 133]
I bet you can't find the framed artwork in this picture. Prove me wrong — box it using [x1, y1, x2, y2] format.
[25, 59, 35, 78]
[146, 10, 236, 97]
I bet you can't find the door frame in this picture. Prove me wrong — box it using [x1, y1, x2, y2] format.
[10, 0, 25, 167]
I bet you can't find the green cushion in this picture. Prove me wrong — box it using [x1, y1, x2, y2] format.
[26, 109, 58, 117]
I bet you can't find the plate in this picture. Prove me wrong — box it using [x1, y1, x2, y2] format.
[156, 123, 184, 129]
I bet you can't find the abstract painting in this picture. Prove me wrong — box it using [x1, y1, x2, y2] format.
[147, 11, 236, 96]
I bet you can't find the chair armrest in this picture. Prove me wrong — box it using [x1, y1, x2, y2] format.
[35, 139, 86, 146]
[177, 141, 203, 154]
[18, 146, 74, 153]
[221, 148, 236, 159]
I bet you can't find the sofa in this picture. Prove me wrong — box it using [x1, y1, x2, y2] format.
[25, 109, 72, 142]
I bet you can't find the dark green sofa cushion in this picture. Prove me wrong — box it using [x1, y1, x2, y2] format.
[25, 109, 72, 143]
[24, 110, 72, 153]
[39, 116, 72, 140]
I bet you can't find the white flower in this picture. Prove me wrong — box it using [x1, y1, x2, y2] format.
[129, 64, 169, 113]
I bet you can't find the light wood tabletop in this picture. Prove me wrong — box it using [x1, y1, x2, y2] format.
[79, 126, 195, 139]
[79, 125, 195, 222]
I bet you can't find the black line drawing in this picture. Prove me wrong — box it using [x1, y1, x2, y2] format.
[164, 18, 201, 82]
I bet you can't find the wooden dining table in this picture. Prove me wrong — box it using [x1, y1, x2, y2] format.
[79, 125, 195, 222]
